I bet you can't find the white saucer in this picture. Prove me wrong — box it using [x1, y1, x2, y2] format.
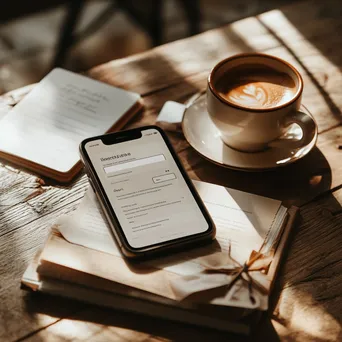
[182, 94, 318, 171]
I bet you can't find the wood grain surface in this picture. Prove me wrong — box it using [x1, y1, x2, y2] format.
[1, 0, 341, 341]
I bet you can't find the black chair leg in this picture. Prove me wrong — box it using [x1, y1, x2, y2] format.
[150, 0, 164, 46]
[52, 0, 85, 68]
[179, 0, 201, 36]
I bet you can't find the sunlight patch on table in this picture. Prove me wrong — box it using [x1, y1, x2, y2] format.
[41, 319, 102, 340]
[276, 286, 341, 341]
[259, 10, 341, 73]
[229, 16, 279, 51]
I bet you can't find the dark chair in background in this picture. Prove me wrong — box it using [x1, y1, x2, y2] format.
[1, 0, 201, 69]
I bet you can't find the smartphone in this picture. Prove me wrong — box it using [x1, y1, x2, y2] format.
[79, 125, 215, 258]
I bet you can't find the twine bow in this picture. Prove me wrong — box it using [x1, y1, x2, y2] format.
[170, 245, 272, 308]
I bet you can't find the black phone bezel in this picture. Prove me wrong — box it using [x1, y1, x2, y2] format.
[80, 125, 215, 254]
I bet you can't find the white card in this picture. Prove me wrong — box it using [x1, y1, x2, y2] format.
[156, 101, 186, 123]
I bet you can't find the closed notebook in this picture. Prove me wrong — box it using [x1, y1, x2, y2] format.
[0, 68, 142, 182]
[22, 180, 299, 335]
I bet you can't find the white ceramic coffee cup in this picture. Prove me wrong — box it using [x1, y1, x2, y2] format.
[206, 53, 317, 152]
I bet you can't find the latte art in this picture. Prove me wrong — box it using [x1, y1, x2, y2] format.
[225, 82, 295, 109]
[228, 83, 268, 108]
[216, 65, 297, 109]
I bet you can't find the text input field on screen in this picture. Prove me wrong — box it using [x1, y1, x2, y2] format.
[103, 154, 165, 174]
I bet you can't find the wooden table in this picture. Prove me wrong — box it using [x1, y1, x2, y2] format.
[1, 0, 341, 340]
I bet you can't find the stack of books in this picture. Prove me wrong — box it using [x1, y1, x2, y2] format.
[22, 180, 298, 335]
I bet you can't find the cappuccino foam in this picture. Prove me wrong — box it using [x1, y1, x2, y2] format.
[216, 65, 296, 109]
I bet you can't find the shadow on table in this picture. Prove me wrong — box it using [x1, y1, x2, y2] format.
[190, 146, 332, 207]
[24, 292, 275, 342]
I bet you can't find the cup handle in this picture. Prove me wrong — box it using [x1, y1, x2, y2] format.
[268, 111, 317, 149]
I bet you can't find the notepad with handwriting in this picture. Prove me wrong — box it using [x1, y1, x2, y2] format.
[0, 68, 142, 182]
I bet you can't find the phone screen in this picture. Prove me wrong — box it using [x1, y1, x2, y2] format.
[84, 127, 210, 249]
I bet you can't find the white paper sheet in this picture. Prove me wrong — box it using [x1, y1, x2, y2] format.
[0, 68, 140, 172]
[57, 180, 285, 276]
